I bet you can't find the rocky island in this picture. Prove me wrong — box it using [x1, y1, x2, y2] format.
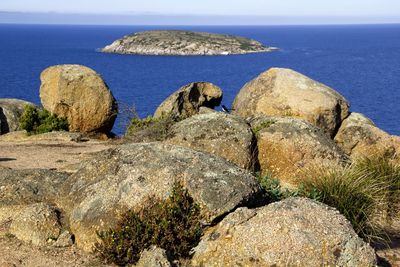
[101, 30, 277, 56]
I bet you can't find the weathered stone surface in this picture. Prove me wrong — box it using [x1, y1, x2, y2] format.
[154, 82, 223, 119]
[248, 116, 348, 187]
[192, 197, 377, 267]
[39, 64, 118, 133]
[165, 112, 256, 170]
[232, 68, 350, 137]
[10, 203, 61, 246]
[335, 112, 400, 163]
[0, 98, 36, 134]
[135, 246, 171, 267]
[0, 169, 69, 206]
[58, 143, 261, 252]
[102, 30, 276, 56]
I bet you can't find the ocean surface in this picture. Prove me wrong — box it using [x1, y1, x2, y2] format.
[0, 24, 399, 135]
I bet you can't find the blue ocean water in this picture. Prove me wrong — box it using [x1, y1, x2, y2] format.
[0, 24, 399, 135]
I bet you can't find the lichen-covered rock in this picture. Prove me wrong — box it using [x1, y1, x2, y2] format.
[58, 143, 261, 252]
[192, 198, 377, 267]
[0, 169, 69, 206]
[335, 112, 400, 163]
[249, 116, 348, 187]
[232, 68, 350, 137]
[10, 203, 61, 246]
[135, 246, 171, 267]
[154, 82, 222, 119]
[39, 64, 118, 133]
[0, 98, 36, 134]
[165, 112, 256, 170]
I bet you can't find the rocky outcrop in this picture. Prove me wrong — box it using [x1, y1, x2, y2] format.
[165, 112, 256, 170]
[335, 112, 400, 163]
[102, 30, 277, 56]
[154, 82, 223, 119]
[248, 116, 348, 187]
[191, 197, 377, 267]
[136, 246, 172, 267]
[232, 68, 350, 137]
[39, 65, 118, 134]
[9, 203, 62, 246]
[58, 143, 262, 252]
[0, 98, 36, 134]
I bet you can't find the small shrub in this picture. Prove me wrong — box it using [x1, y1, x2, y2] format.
[95, 182, 203, 266]
[19, 105, 68, 135]
[127, 116, 160, 135]
[257, 172, 321, 203]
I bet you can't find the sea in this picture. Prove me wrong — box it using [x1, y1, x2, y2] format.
[0, 24, 399, 135]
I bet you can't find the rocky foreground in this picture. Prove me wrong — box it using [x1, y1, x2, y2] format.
[0, 65, 400, 266]
[101, 30, 277, 56]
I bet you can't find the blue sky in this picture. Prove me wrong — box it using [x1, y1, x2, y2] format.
[1, 0, 400, 25]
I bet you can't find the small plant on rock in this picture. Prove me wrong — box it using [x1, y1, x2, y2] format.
[95, 182, 203, 266]
[19, 105, 69, 135]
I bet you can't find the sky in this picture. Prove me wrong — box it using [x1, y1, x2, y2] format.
[1, 0, 400, 25]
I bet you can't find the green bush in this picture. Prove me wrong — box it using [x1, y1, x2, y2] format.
[19, 105, 68, 135]
[126, 116, 160, 135]
[257, 172, 321, 203]
[95, 182, 203, 266]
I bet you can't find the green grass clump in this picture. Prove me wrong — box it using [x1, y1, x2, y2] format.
[258, 157, 400, 244]
[301, 158, 400, 243]
[251, 119, 276, 137]
[95, 182, 203, 266]
[19, 105, 69, 135]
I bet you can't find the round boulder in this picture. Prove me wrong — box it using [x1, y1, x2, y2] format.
[39, 64, 118, 133]
[249, 116, 348, 187]
[232, 68, 350, 137]
[191, 197, 377, 267]
[154, 82, 223, 119]
[165, 112, 256, 170]
[335, 112, 400, 163]
[10, 203, 62, 246]
[58, 143, 262, 252]
[0, 98, 36, 134]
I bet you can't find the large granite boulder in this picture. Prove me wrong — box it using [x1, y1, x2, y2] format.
[0, 98, 36, 134]
[335, 112, 400, 163]
[39, 64, 118, 134]
[165, 112, 256, 170]
[192, 198, 377, 267]
[154, 82, 223, 119]
[232, 68, 350, 137]
[58, 143, 262, 252]
[249, 116, 348, 187]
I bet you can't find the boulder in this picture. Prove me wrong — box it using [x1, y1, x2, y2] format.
[0, 169, 69, 231]
[191, 197, 377, 267]
[9, 203, 61, 246]
[39, 64, 118, 133]
[135, 246, 172, 267]
[248, 116, 348, 187]
[58, 143, 262, 252]
[335, 112, 400, 163]
[154, 82, 223, 119]
[232, 68, 350, 137]
[0, 98, 36, 134]
[165, 112, 256, 170]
